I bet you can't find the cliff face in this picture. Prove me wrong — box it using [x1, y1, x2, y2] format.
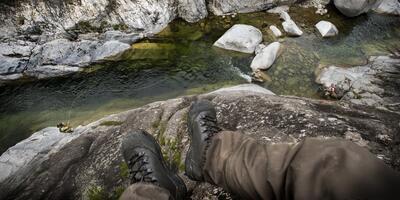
[1, 84, 399, 199]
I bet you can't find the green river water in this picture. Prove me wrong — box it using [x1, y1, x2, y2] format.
[0, 6, 399, 154]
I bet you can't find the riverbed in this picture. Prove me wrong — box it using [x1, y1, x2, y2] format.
[0, 6, 399, 153]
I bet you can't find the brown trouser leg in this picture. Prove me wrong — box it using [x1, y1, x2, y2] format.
[119, 183, 170, 200]
[203, 131, 400, 200]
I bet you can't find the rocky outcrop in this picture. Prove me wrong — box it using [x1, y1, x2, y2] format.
[316, 55, 400, 111]
[0, 38, 131, 80]
[1, 84, 399, 199]
[374, 0, 400, 15]
[213, 24, 263, 54]
[333, 0, 383, 17]
[315, 21, 339, 37]
[250, 42, 281, 71]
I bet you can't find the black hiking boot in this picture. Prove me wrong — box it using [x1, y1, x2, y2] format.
[185, 99, 222, 181]
[121, 130, 187, 200]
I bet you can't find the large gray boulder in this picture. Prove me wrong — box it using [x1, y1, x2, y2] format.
[334, 0, 383, 17]
[316, 55, 400, 110]
[1, 84, 399, 200]
[213, 24, 263, 54]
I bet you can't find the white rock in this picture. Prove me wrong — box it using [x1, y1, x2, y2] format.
[250, 42, 281, 71]
[255, 44, 267, 55]
[374, 0, 400, 15]
[269, 25, 282, 37]
[213, 24, 263, 54]
[315, 21, 339, 37]
[279, 11, 292, 21]
[282, 20, 303, 36]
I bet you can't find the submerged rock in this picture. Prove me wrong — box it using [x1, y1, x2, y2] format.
[316, 55, 400, 110]
[1, 84, 399, 199]
[250, 42, 281, 71]
[333, 0, 383, 17]
[25, 65, 81, 79]
[374, 0, 400, 15]
[213, 24, 263, 54]
[315, 21, 339, 37]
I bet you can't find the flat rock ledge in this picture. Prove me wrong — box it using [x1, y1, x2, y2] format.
[1, 83, 399, 200]
[316, 55, 400, 112]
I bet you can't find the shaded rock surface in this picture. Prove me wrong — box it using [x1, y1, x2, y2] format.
[333, 0, 383, 17]
[178, 0, 208, 23]
[213, 24, 263, 54]
[1, 84, 400, 200]
[316, 55, 400, 111]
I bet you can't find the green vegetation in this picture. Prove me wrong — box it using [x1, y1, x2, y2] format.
[86, 185, 127, 200]
[119, 162, 129, 179]
[99, 121, 124, 126]
[87, 186, 107, 200]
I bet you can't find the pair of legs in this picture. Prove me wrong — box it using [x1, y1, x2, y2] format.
[120, 100, 400, 200]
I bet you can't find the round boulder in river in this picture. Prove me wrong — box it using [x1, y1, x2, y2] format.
[213, 24, 263, 54]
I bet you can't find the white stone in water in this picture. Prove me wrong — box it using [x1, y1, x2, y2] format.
[250, 42, 281, 71]
[213, 24, 263, 54]
[315, 21, 339, 37]
[255, 44, 267, 55]
[269, 25, 282, 37]
[279, 11, 292, 21]
[282, 20, 303, 36]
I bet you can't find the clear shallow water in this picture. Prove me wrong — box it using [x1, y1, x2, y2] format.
[0, 6, 399, 154]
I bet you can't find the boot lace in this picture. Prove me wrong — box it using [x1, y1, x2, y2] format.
[127, 152, 158, 183]
[199, 114, 222, 141]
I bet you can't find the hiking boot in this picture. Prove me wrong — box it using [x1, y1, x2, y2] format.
[185, 99, 222, 181]
[121, 130, 187, 200]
